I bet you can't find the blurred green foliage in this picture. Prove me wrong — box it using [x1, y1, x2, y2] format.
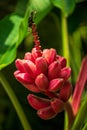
[0, 0, 87, 130]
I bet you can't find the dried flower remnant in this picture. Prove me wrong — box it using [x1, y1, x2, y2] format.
[14, 13, 72, 120]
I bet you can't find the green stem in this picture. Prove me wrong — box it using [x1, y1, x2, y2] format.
[64, 102, 75, 130]
[71, 97, 87, 130]
[61, 11, 70, 66]
[0, 71, 31, 130]
[61, 11, 71, 130]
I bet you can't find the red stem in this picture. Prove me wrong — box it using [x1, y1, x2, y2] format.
[72, 56, 87, 115]
[32, 23, 41, 50]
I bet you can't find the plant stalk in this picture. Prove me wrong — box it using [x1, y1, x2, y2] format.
[61, 11, 71, 130]
[61, 11, 70, 66]
[0, 71, 31, 130]
[64, 102, 75, 130]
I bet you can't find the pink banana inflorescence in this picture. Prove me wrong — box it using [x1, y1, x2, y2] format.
[14, 16, 72, 120]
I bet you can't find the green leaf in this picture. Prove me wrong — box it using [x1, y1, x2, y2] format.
[51, 0, 76, 17]
[71, 95, 87, 130]
[68, 4, 87, 34]
[0, 0, 29, 70]
[76, 0, 87, 3]
[29, 0, 53, 23]
[79, 26, 87, 44]
[69, 30, 82, 83]
[82, 123, 87, 130]
[0, 0, 53, 70]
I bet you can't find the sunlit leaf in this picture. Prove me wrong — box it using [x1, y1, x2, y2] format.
[0, 0, 29, 70]
[0, 0, 52, 70]
[51, 0, 76, 17]
[29, 0, 53, 23]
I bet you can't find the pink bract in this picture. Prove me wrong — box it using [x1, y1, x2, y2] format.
[14, 47, 72, 119]
[14, 23, 72, 120]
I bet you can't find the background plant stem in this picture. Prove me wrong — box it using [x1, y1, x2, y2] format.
[0, 71, 31, 130]
[61, 11, 70, 66]
[61, 11, 71, 130]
